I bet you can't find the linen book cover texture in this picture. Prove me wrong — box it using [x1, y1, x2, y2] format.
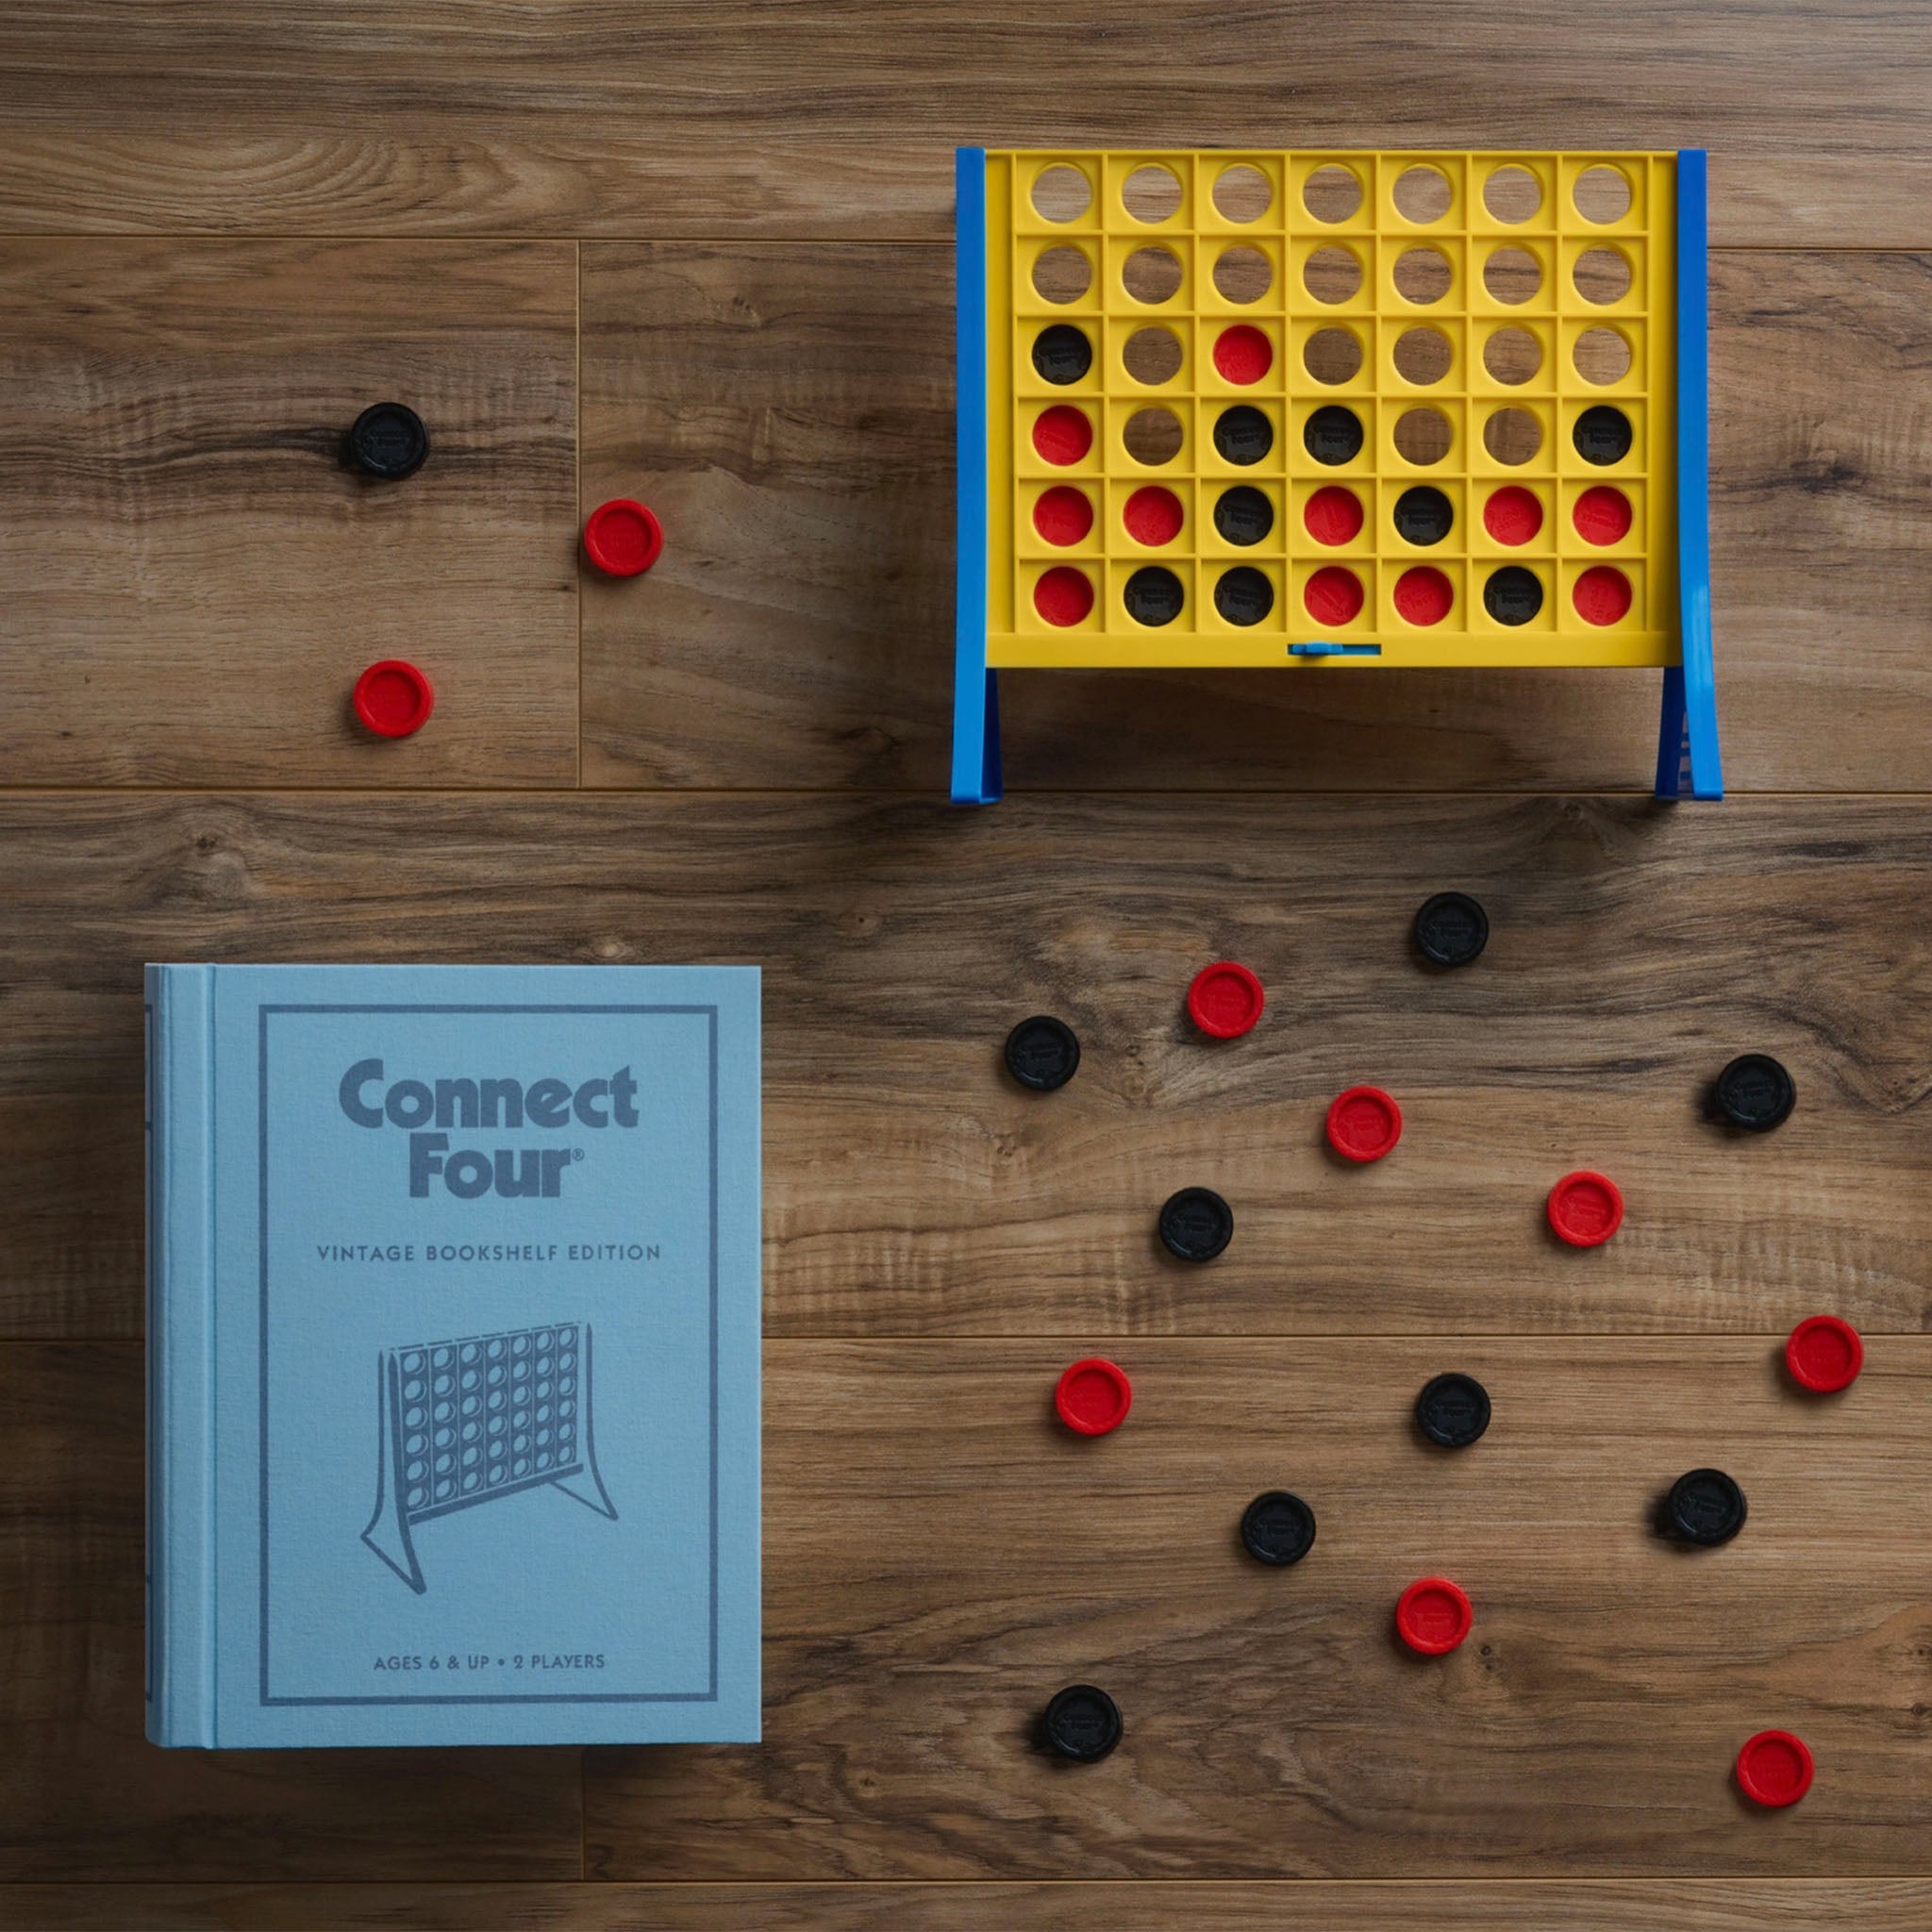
[144, 963, 760, 1747]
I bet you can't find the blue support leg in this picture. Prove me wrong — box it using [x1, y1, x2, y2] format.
[951, 145, 1001, 804]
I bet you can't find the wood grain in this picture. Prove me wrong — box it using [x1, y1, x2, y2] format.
[13, 1879, 1932, 1930]
[3, 791, 1930, 1342]
[0, 3, 1927, 242]
[0, 240, 579, 786]
[0, 1343, 581, 1881]
[586, 1336, 1932, 1879]
[580, 243, 1932, 794]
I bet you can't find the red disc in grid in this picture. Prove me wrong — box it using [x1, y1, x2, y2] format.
[1394, 565, 1454, 625]
[1304, 566, 1364, 626]
[1325, 1085, 1403, 1162]
[352, 659, 434, 738]
[1056, 1357, 1132, 1436]
[1124, 485, 1185, 545]
[1034, 566, 1094, 626]
[1187, 961, 1264, 1039]
[1737, 1731, 1814, 1807]
[1785, 1315, 1863, 1392]
[1483, 485, 1543, 545]
[1305, 485, 1364, 546]
[1395, 1576, 1473, 1655]
[1574, 564, 1632, 625]
[1574, 485, 1633, 545]
[1034, 485, 1093, 546]
[582, 498, 663, 576]
[1213, 325, 1274, 385]
[1547, 1170, 1624, 1246]
[1033, 405, 1093, 466]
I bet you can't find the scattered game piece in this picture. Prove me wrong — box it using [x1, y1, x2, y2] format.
[1413, 891, 1489, 968]
[583, 498, 664, 576]
[348, 402, 428, 480]
[1415, 1373, 1491, 1449]
[1395, 1576, 1473, 1656]
[1004, 1015, 1080, 1091]
[1666, 1467, 1746, 1546]
[1325, 1085, 1402, 1163]
[1187, 961, 1264, 1039]
[1547, 1170, 1624, 1247]
[1054, 1357, 1132, 1436]
[1042, 1684, 1123, 1761]
[1736, 1730, 1813, 1807]
[351, 659, 434, 739]
[952, 148, 1722, 804]
[1158, 1187, 1234, 1262]
[1713, 1053, 1795, 1132]
[1785, 1315, 1863, 1393]
[1240, 1491, 1316, 1567]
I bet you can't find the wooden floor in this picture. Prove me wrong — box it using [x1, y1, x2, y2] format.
[3, 4, 1932, 1925]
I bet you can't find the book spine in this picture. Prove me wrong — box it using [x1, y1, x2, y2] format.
[145, 965, 217, 1747]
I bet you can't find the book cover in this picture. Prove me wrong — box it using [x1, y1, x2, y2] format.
[144, 963, 760, 1748]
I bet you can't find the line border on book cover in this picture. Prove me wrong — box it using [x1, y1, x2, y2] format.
[257, 1003, 721, 1709]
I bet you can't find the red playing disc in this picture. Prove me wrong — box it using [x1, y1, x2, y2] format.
[352, 659, 434, 739]
[1785, 1315, 1864, 1392]
[1547, 1170, 1624, 1247]
[1574, 484, 1633, 546]
[1304, 565, 1365, 625]
[1055, 1357, 1132, 1436]
[1304, 485, 1364, 546]
[1395, 1576, 1473, 1655]
[1124, 485, 1185, 546]
[1736, 1730, 1814, 1807]
[1394, 565, 1454, 625]
[1483, 485, 1543, 546]
[1034, 566, 1094, 626]
[583, 498, 664, 576]
[1213, 325, 1274, 385]
[1033, 404, 1094, 466]
[1187, 961, 1264, 1039]
[1033, 485, 1093, 546]
[1574, 563, 1632, 625]
[1325, 1086, 1403, 1162]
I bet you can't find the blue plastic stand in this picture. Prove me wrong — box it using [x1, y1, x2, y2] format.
[951, 146, 1001, 804]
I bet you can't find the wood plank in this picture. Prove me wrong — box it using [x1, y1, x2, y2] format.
[0, 4, 1926, 242]
[0, 240, 578, 786]
[580, 244, 1932, 793]
[586, 1337, 1932, 1879]
[0, 1343, 581, 1880]
[5, 791, 1931, 1341]
[12, 1878, 1932, 1930]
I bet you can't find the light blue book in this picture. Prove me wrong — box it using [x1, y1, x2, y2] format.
[144, 963, 760, 1748]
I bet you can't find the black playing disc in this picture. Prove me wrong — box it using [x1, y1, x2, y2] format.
[1213, 485, 1274, 547]
[1484, 564, 1543, 626]
[1241, 1491, 1317, 1566]
[1666, 1468, 1747, 1546]
[348, 402, 429, 480]
[1393, 485, 1454, 546]
[1213, 404, 1274, 466]
[1305, 403, 1364, 466]
[1004, 1016, 1080, 1091]
[1413, 891, 1489, 968]
[1158, 1187, 1233, 1262]
[1415, 1372, 1491, 1448]
[1042, 1684, 1122, 1761]
[1124, 565, 1185, 626]
[1574, 404, 1633, 467]
[1214, 566, 1274, 627]
[1032, 324, 1093, 386]
[1712, 1054, 1795, 1132]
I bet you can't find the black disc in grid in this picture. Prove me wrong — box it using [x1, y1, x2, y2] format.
[1393, 485, 1455, 546]
[1214, 566, 1274, 627]
[1483, 565, 1543, 625]
[1304, 404, 1364, 466]
[1574, 404, 1633, 466]
[1212, 404, 1274, 466]
[1032, 323, 1093, 386]
[1213, 485, 1274, 546]
[1124, 565, 1185, 626]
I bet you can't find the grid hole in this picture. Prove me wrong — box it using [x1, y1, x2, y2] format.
[1483, 326, 1542, 386]
[1124, 407, 1185, 465]
[1574, 246, 1633, 305]
[1483, 245, 1541, 305]
[1393, 407, 1453, 465]
[1484, 407, 1543, 466]
[1124, 164, 1183, 223]
[1303, 244, 1362, 304]
[1483, 165, 1542, 224]
[1393, 165, 1452, 224]
[1304, 326, 1363, 385]
[1574, 326, 1632, 385]
[1124, 245, 1183, 303]
[1393, 246, 1452, 305]
[1574, 165, 1633, 224]
[1303, 164, 1363, 223]
[1032, 245, 1092, 305]
[1213, 164, 1274, 223]
[1394, 326, 1453, 385]
[1124, 325, 1183, 385]
[1032, 165, 1093, 223]
[1214, 245, 1274, 304]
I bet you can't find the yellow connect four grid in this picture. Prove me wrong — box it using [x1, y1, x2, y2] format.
[979, 150, 1678, 668]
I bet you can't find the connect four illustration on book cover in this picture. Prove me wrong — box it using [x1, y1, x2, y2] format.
[952, 148, 1720, 802]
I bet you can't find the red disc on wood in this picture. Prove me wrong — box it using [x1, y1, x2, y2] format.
[1187, 962, 1265, 1039]
[583, 498, 664, 576]
[352, 659, 434, 739]
[1737, 1730, 1813, 1807]
[1547, 1171, 1624, 1246]
[1325, 1086, 1403, 1162]
[1785, 1315, 1863, 1392]
[1055, 1357, 1132, 1436]
[1395, 1576, 1473, 1655]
